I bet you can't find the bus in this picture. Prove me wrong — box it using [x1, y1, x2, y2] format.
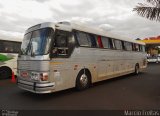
[17, 22, 147, 94]
[0, 38, 21, 79]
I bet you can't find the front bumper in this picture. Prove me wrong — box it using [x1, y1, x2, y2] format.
[17, 78, 55, 94]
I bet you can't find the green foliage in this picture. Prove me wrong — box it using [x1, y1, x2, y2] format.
[0, 54, 13, 62]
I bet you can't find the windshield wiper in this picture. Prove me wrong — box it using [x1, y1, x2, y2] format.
[30, 42, 35, 57]
[25, 41, 32, 55]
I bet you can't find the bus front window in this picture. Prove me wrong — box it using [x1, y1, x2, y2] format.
[51, 30, 75, 58]
[21, 28, 53, 55]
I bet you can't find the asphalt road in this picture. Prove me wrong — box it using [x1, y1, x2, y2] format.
[0, 63, 160, 110]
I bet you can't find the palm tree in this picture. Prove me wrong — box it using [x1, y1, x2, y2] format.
[133, 0, 160, 21]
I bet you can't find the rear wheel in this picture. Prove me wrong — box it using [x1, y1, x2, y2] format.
[76, 70, 91, 90]
[0, 66, 12, 80]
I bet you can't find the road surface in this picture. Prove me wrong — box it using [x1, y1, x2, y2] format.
[0, 63, 160, 110]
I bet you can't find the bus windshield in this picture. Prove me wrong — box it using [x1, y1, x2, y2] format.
[21, 28, 53, 55]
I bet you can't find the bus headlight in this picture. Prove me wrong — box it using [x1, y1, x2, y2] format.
[31, 72, 49, 81]
[40, 73, 49, 81]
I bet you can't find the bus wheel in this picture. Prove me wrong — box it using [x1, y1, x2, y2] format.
[76, 70, 91, 90]
[0, 66, 12, 79]
[135, 64, 139, 75]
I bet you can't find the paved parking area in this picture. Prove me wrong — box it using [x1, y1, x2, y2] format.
[0, 63, 160, 110]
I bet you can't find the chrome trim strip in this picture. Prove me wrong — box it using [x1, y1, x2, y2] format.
[18, 79, 55, 88]
[17, 69, 50, 72]
[18, 84, 53, 94]
[18, 79, 33, 86]
[36, 83, 55, 87]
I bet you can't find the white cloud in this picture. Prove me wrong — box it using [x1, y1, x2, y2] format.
[0, 0, 159, 40]
[0, 29, 23, 39]
[99, 24, 114, 31]
[71, 17, 93, 23]
[0, 0, 53, 19]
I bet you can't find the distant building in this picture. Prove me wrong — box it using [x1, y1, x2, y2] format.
[137, 35, 160, 56]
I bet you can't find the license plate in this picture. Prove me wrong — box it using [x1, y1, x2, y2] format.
[21, 72, 28, 77]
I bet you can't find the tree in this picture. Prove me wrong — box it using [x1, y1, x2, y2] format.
[133, 0, 160, 21]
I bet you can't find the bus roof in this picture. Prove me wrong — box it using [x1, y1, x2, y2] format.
[27, 21, 145, 45]
[56, 22, 145, 45]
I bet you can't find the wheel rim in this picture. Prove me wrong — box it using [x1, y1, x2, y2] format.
[80, 74, 88, 87]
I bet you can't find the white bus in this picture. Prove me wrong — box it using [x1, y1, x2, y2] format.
[17, 22, 147, 94]
[0, 38, 21, 79]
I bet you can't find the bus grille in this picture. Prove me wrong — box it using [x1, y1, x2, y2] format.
[18, 60, 49, 71]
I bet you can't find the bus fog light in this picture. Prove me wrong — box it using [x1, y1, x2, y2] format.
[40, 73, 49, 81]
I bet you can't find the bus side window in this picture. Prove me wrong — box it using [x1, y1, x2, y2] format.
[132, 43, 136, 51]
[139, 45, 144, 52]
[101, 37, 112, 49]
[109, 38, 114, 49]
[114, 39, 123, 50]
[4, 42, 11, 53]
[55, 35, 68, 47]
[135, 44, 140, 51]
[97, 36, 104, 48]
[0, 40, 4, 52]
[0, 40, 21, 53]
[87, 34, 97, 48]
[122, 41, 126, 50]
[51, 30, 76, 58]
[75, 31, 91, 47]
[142, 45, 145, 52]
[51, 30, 70, 57]
[124, 42, 132, 51]
[140, 45, 145, 52]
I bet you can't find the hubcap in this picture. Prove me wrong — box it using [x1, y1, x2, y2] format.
[80, 74, 88, 87]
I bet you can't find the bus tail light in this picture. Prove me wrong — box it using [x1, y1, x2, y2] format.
[40, 73, 48, 81]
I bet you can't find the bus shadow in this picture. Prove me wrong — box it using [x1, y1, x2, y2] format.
[18, 73, 145, 99]
[18, 87, 77, 100]
[91, 72, 144, 88]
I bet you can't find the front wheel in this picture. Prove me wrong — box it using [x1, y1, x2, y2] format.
[76, 70, 91, 90]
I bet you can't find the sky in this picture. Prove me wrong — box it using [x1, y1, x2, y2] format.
[0, 0, 159, 40]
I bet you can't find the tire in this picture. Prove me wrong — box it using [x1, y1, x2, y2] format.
[76, 69, 91, 90]
[0, 66, 12, 80]
[135, 64, 139, 75]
